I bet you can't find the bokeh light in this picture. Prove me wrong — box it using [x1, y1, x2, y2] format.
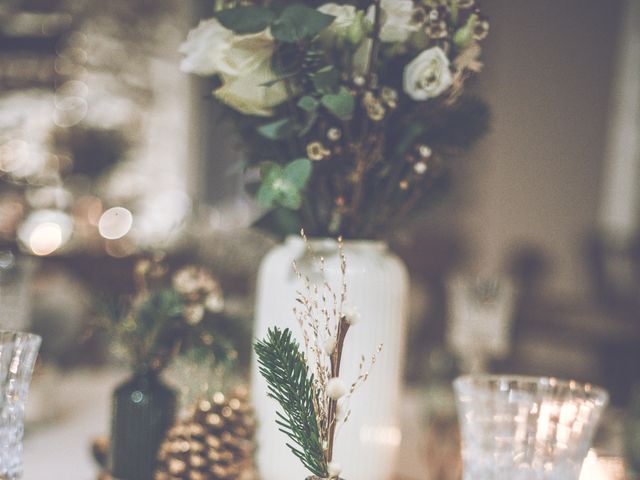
[29, 222, 63, 256]
[98, 206, 133, 240]
[17, 209, 73, 256]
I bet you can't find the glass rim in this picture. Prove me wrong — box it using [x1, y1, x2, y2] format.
[0, 329, 42, 344]
[453, 373, 609, 403]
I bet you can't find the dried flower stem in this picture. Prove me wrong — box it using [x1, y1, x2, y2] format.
[326, 315, 350, 463]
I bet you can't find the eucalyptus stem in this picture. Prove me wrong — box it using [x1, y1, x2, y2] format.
[365, 0, 382, 87]
[347, 0, 383, 236]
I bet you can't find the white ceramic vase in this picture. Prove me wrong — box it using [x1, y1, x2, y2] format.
[252, 236, 408, 480]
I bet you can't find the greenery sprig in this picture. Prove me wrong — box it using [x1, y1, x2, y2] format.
[254, 235, 382, 479]
[254, 327, 328, 477]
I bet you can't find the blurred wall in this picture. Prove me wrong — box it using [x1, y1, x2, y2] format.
[446, 0, 623, 300]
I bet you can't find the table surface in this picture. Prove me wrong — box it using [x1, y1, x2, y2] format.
[23, 368, 125, 480]
[21, 367, 438, 480]
[20, 367, 626, 480]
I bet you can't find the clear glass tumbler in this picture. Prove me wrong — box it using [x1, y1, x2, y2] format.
[454, 375, 609, 480]
[0, 330, 41, 480]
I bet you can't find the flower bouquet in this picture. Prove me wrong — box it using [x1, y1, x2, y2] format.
[181, 0, 489, 238]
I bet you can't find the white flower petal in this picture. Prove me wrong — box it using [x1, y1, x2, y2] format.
[179, 18, 234, 76]
[367, 0, 418, 43]
[403, 47, 453, 101]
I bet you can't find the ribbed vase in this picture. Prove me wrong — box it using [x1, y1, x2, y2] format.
[252, 237, 408, 480]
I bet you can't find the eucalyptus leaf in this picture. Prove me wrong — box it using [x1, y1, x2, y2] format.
[311, 66, 339, 94]
[283, 158, 312, 188]
[297, 95, 320, 113]
[256, 183, 278, 207]
[256, 159, 312, 210]
[216, 6, 276, 34]
[271, 5, 334, 43]
[278, 190, 303, 209]
[257, 118, 295, 140]
[260, 161, 282, 179]
[321, 87, 355, 121]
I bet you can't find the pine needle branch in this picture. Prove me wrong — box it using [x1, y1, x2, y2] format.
[254, 327, 328, 477]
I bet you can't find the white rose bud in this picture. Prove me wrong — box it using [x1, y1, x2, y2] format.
[403, 47, 453, 101]
[327, 377, 347, 400]
[367, 0, 419, 43]
[318, 3, 358, 38]
[344, 305, 361, 325]
[323, 336, 337, 355]
[328, 461, 342, 478]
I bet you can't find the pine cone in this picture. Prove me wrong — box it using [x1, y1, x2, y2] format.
[155, 386, 256, 480]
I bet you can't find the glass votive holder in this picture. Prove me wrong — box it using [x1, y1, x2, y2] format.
[454, 375, 609, 480]
[0, 330, 41, 480]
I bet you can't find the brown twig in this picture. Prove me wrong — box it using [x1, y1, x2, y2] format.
[326, 315, 350, 464]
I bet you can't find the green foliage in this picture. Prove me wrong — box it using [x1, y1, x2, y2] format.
[310, 66, 340, 94]
[271, 5, 334, 43]
[216, 6, 276, 34]
[258, 118, 295, 140]
[256, 159, 312, 209]
[254, 327, 327, 477]
[453, 14, 478, 49]
[115, 289, 185, 370]
[321, 87, 355, 121]
[297, 95, 320, 113]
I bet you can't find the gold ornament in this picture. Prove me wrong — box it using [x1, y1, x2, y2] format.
[155, 386, 257, 480]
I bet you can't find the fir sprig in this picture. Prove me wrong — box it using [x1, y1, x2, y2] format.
[254, 327, 328, 477]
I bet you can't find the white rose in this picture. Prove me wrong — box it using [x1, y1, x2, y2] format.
[181, 21, 287, 116]
[215, 31, 288, 116]
[215, 58, 288, 116]
[318, 3, 358, 37]
[179, 18, 234, 76]
[403, 47, 453, 101]
[368, 0, 418, 43]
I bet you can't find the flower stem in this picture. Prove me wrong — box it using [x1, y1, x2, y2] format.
[326, 316, 350, 465]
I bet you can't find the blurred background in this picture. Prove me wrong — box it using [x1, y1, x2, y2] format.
[0, 0, 638, 478]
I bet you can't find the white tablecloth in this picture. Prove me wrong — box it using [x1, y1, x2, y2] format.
[19, 367, 428, 480]
[23, 368, 126, 480]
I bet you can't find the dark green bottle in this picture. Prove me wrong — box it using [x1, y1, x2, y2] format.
[110, 369, 176, 480]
